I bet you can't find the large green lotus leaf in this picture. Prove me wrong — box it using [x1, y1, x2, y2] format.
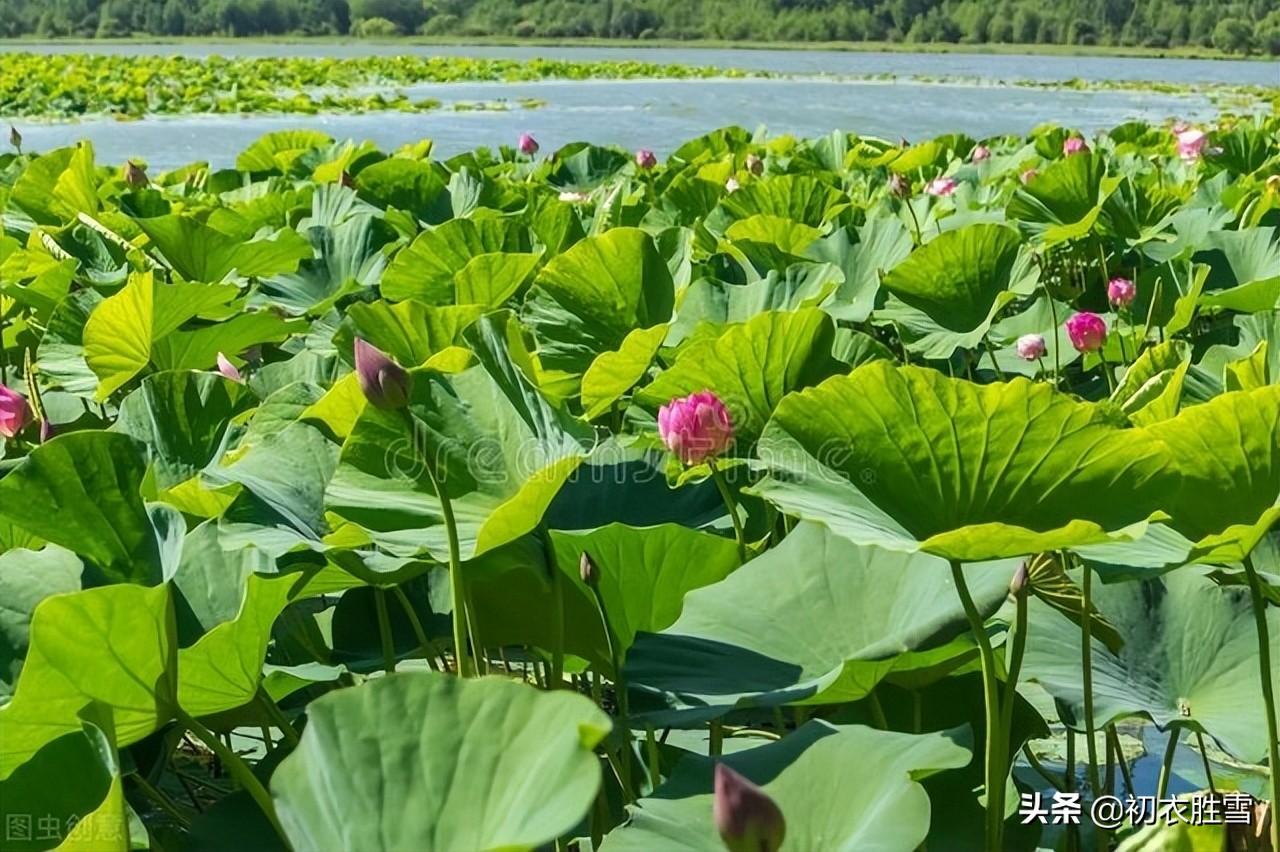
[601, 721, 970, 852]
[1007, 152, 1113, 244]
[581, 325, 668, 420]
[135, 215, 311, 283]
[83, 270, 238, 398]
[626, 523, 1016, 717]
[381, 217, 524, 303]
[524, 228, 675, 376]
[1021, 568, 1280, 764]
[1110, 340, 1191, 420]
[710, 175, 842, 230]
[668, 264, 840, 345]
[258, 213, 393, 315]
[1186, 311, 1280, 402]
[113, 370, 248, 488]
[1141, 385, 1280, 561]
[236, 130, 334, 173]
[8, 143, 98, 226]
[753, 363, 1171, 560]
[471, 523, 741, 671]
[353, 157, 449, 224]
[0, 432, 165, 585]
[1197, 226, 1280, 294]
[724, 214, 822, 256]
[326, 353, 589, 561]
[810, 216, 913, 324]
[635, 308, 845, 447]
[0, 583, 175, 777]
[271, 672, 611, 852]
[342, 300, 484, 368]
[0, 717, 126, 852]
[454, 251, 541, 308]
[0, 546, 82, 698]
[881, 223, 1026, 332]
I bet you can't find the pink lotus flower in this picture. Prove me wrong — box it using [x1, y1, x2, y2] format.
[1066, 312, 1108, 353]
[1172, 121, 1190, 134]
[516, 133, 539, 156]
[1016, 334, 1047, 361]
[725, 177, 741, 193]
[745, 153, 764, 176]
[1107, 277, 1137, 308]
[925, 177, 957, 197]
[971, 145, 991, 162]
[657, 390, 734, 465]
[216, 352, 243, 383]
[1175, 128, 1209, 161]
[635, 148, 657, 170]
[0, 385, 31, 439]
[714, 764, 786, 852]
[1063, 137, 1089, 156]
[354, 339, 411, 410]
[1020, 168, 1038, 185]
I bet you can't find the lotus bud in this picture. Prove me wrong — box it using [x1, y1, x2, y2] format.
[215, 352, 243, 383]
[1107, 276, 1136, 309]
[1063, 136, 1089, 156]
[517, 132, 539, 156]
[971, 144, 991, 163]
[713, 763, 786, 852]
[635, 148, 657, 170]
[1010, 561, 1030, 598]
[925, 177, 957, 197]
[354, 339, 411, 410]
[8, 125, 20, 153]
[39, 419, 55, 443]
[658, 390, 734, 466]
[0, 385, 32, 439]
[1175, 127, 1208, 162]
[123, 160, 148, 187]
[1020, 168, 1038, 185]
[888, 172, 910, 198]
[1065, 312, 1108, 353]
[745, 153, 763, 176]
[725, 177, 741, 194]
[579, 552, 599, 587]
[1015, 333, 1047, 361]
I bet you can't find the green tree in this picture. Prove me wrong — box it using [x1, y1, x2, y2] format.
[1213, 16, 1253, 53]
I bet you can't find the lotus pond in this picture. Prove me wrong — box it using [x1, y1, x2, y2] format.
[0, 116, 1277, 852]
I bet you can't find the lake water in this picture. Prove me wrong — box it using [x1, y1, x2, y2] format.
[4, 42, 1277, 169]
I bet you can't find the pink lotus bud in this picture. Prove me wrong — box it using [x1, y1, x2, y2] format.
[517, 133, 539, 156]
[1015, 334, 1047, 361]
[1010, 561, 1029, 597]
[579, 552, 599, 586]
[1066, 312, 1108, 353]
[725, 177, 741, 194]
[1107, 277, 1136, 308]
[657, 390, 734, 465]
[123, 160, 148, 187]
[888, 173, 910, 198]
[1175, 128, 1209, 162]
[925, 177, 957, 197]
[353, 338, 410, 410]
[971, 144, 991, 162]
[0, 385, 32, 439]
[39, 419, 54, 443]
[745, 153, 763, 176]
[713, 764, 786, 852]
[1063, 137, 1089, 156]
[635, 148, 657, 170]
[1020, 168, 1038, 185]
[215, 352, 243, 383]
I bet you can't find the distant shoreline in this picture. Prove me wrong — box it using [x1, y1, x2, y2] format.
[1, 35, 1275, 62]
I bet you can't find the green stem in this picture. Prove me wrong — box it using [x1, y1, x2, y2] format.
[645, 724, 661, 789]
[983, 338, 1005, 381]
[1193, 731, 1216, 795]
[591, 582, 634, 802]
[1046, 288, 1062, 388]
[373, 588, 397, 675]
[1156, 727, 1180, 800]
[905, 198, 923, 246]
[178, 711, 285, 843]
[951, 560, 1005, 852]
[1108, 726, 1134, 796]
[709, 720, 724, 757]
[1020, 744, 1065, 792]
[1243, 555, 1280, 852]
[424, 462, 471, 677]
[391, 586, 442, 671]
[867, 689, 889, 730]
[1080, 565, 1103, 800]
[129, 773, 192, 829]
[254, 688, 300, 748]
[999, 581, 1028, 758]
[707, 459, 747, 563]
[1098, 348, 1116, 395]
[547, 536, 566, 689]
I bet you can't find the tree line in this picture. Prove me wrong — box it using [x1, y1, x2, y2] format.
[0, 0, 1276, 54]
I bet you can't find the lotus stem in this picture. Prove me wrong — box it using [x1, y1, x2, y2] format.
[1243, 554, 1280, 852]
[374, 587, 397, 675]
[423, 461, 472, 677]
[177, 710, 286, 843]
[391, 586, 443, 672]
[129, 773, 192, 829]
[1193, 731, 1216, 795]
[950, 560, 1006, 852]
[1107, 726, 1133, 796]
[867, 688, 889, 730]
[1156, 727, 1180, 800]
[1098, 348, 1116, 395]
[999, 573, 1028, 768]
[254, 688, 300, 748]
[1021, 744, 1064, 792]
[547, 534, 566, 689]
[983, 338, 1005, 381]
[707, 458, 747, 564]
[1079, 564, 1103, 800]
[589, 577, 635, 803]
[709, 720, 724, 757]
